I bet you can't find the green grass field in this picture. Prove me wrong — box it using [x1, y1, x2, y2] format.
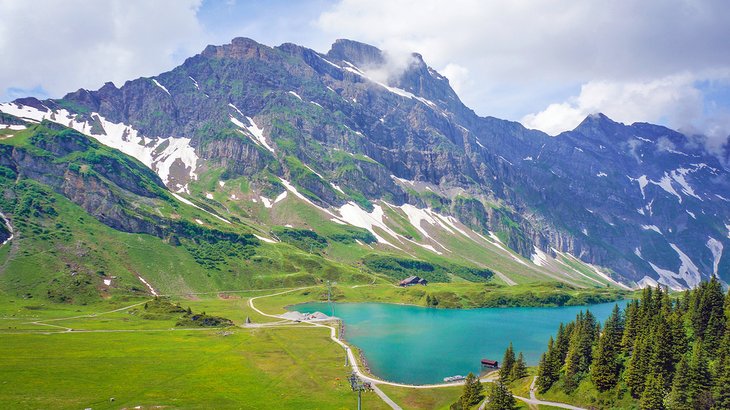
[0, 293, 394, 409]
[0, 288, 598, 409]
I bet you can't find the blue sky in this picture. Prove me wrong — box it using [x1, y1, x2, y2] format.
[1, 0, 729, 150]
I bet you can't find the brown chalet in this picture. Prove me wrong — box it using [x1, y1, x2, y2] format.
[398, 276, 428, 287]
[481, 359, 499, 368]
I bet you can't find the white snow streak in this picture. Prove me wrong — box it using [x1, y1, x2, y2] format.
[274, 191, 288, 204]
[171, 193, 231, 224]
[152, 79, 171, 96]
[641, 225, 662, 234]
[138, 276, 159, 296]
[648, 262, 687, 291]
[670, 243, 702, 288]
[531, 246, 550, 267]
[337, 202, 401, 249]
[245, 117, 274, 153]
[254, 234, 277, 244]
[706, 238, 723, 276]
[637, 276, 659, 288]
[0, 212, 14, 247]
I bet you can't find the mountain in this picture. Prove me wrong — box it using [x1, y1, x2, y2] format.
[0, 37, 727, 292]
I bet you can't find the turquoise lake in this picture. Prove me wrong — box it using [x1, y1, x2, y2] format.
[294, 301, 626, 384]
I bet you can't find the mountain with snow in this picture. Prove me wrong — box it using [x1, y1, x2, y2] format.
[0, 37, 727, 290]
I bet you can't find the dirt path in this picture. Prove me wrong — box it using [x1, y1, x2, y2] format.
[511, 376, 588, 410]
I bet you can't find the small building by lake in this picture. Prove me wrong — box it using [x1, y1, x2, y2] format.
[481, 359, 499, 368]
[398, 276, 428, 287]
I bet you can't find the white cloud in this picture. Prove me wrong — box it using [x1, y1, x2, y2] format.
[521, 74, 705, 136]
[0, 0, 205, 101]
[440, 63, 470, 95]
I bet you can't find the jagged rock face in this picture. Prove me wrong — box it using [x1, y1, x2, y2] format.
[3, 38, 729, 288]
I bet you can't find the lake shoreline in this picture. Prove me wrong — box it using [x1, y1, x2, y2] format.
[293, 300, 629, 385]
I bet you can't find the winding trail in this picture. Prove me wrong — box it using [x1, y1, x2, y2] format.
[511, 377, 587, 410]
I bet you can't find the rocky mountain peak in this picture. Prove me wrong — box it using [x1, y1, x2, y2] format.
[201, 37, 273, 60]
[327, 39, 385, 68]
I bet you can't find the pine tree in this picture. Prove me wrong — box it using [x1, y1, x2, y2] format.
[555, 322, 572, 363]
[485, 381, 518, 410]
[713, 353, 730, 410]
[703, 310, 725, 358]
[666, 354, 691, 410]
[459, 372, 484, 408]
[649, 314, 675, 388]
[510, 352, 528, 381]
[688, 342, 713, 409]
[622, 299, 640, 354]
[625, 332, 650, 398]
[536, 338, 558, 393]
[640, 373, 666, 410]
[499, 343, 516, 383]
[564, 310, 598, 391]
[591, 304, 624, 391]
[536, 352, 550, 393]
[669, 310, 688, 363]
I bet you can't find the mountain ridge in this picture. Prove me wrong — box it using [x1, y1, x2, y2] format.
[1, 37, 727, 290]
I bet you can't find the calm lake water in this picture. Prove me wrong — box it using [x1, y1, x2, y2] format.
[293, 301, 626, 384]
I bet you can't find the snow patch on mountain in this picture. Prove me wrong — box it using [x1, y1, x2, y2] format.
[171, 193, 230, 224]
[152, 79, 171, 96]
[637, 276, 659, 288]
[254, 234, 277, 244]
[628, 175, 649, 199]
[338, 202, 401, 248]
[531, 246, 550, 267]
[648, 262, 687, 291]
[274, 191, 288, 204]
[656, 174, 683, 203]
[706, 237, 723, 276]
[669, 244, 701, 288]
[0, 124, 26, 130]
[641, 225, 662, 234]
[0, 103, 199, 191]
[245, 117, 274, 153]
[670, 168, 702, 201]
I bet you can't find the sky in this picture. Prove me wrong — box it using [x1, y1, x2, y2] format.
[1, 0, 729, 153]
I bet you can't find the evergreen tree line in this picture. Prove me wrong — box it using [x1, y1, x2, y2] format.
[535, 277, 730, 409]
[499, 342, 528, 384]
[451, 372, 519, 410]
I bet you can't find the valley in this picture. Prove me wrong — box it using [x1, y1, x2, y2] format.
[0, 33, 726, 410]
